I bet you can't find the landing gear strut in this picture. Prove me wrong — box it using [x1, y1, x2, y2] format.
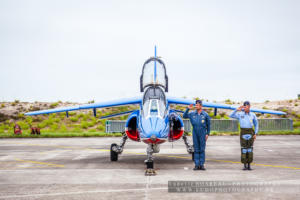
[145, 144, 159, 176]
[182, 132, 194, 161]
[110, 133, 127, 161]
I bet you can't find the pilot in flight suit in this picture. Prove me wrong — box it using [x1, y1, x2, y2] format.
[230, 101, 258, 170]
[183, 100, 210, 170]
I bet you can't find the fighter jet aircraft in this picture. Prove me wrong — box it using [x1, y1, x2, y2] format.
[26, 46, 286, 175]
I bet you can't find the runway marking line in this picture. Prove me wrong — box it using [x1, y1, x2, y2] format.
[15, 158, 64, 168]
[5, 141, 300, 170]
[0, 187, 167, 199]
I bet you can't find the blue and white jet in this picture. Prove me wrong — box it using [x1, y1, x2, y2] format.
[26, 46, 286, 175]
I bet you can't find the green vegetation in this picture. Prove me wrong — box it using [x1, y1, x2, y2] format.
[1, 100, 300, 138]
[0, 132, 121, 138]
[293, 121, 300, 128]
[70, 116, 79, 122]
[225, 99, 232, 105]
[1, 104, 4, 108]
[50, 102, 59, 108]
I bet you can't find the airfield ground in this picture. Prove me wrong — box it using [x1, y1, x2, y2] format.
[0, 136, 299, 199]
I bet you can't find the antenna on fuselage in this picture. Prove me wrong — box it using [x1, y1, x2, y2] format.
[154, 45, 157, 83]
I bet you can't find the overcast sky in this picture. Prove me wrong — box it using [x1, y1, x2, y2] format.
[0, 0, 299, 103]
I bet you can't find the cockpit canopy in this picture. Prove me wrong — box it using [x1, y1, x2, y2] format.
[140, 57, 168, 92]
[142, 86, 167, 118]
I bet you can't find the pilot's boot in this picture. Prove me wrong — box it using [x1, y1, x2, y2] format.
[247, 163, 252, 170]
[193, 165, 200, 170]
[200, 165, 206, 170]
[243, 163, 248, 170]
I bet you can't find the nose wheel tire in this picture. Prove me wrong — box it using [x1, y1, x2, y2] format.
[110, 143, 118, 161]
[145, 161, 156, 176]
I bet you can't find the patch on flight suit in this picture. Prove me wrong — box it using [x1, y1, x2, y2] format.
[242, 134, 252, 140]
[202, 119, 205, 123]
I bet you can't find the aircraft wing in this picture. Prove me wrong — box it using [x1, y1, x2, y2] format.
[167, 96, 286, 115]
[25, 97, 142, 116]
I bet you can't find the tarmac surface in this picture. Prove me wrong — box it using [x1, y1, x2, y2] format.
[0, 135, 300, 200]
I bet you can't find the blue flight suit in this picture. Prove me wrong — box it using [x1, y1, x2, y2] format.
[183, 108, 211, 167]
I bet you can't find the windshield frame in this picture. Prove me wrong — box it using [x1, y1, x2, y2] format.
[142, 87, 167, 119]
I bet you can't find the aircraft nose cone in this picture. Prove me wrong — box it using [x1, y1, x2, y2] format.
[140, 116, 167, 138]
[150, 134, 157, 141]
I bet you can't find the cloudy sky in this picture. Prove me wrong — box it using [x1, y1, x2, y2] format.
[0, 0, 299, 103]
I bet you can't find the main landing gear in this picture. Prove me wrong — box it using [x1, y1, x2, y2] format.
[182, 133, 194, 161]
[110, 133, 127, 161]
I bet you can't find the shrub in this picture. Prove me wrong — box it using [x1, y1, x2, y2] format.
[265, 100, 270, 103]
[70, 116, 79, 122]
[81, 121, 89, 129]
[0, 124, 6, 133]
[1, 104, 4, 108]
[69, 112, 76, 116]
[262, 106, 268, 110]
[71, 127, 82, 133]
[59, 113, 65, 120]
[88, 121, 96, 127]
[88, 129, 97, 132]
[50, 102, 59, 108]
[225, 99, 232, 105]
[17, 121, 30, 130]
[11, 102, 16, 106]
[53, 117, 60, 123]
[266, 114, 271, 118]
[14, 100, 20, 103]
[59, 124, 68, 132]
[97, 125, 105, 131]
[78, 113, 84, 118]
[82, 114, 91, 121]
[220, 112, 226, 117]
[33, 116, 43, 122]
[289, 100, 293, 103]
[38, 121, 48, 129]
[215, 115, 221, 119]
[281, 108, 288, 113]
[223, 116, 230, 119]
[25, 116, 33, 125]
[294, 103, 298, 106]
[293, 121, 300, 128]
[50, 123, 59, 131]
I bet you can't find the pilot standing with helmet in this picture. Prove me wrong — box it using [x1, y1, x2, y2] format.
[230, 101, 258, 170]
[183, 100, 210, 170]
